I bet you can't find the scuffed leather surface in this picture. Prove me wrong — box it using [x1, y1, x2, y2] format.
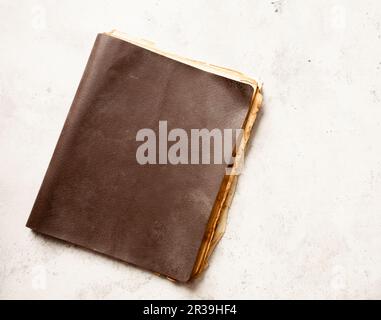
[26, 34, 253, 282]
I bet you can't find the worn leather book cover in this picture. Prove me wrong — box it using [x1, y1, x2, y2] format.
[26, 30, 262, 282]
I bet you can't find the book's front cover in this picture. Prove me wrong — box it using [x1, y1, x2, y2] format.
[26, 34, 255, 282]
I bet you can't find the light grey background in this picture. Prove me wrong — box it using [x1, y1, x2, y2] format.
[1, 0, 381, 299]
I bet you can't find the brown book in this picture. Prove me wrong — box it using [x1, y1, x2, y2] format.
[26, 30, 262, 282]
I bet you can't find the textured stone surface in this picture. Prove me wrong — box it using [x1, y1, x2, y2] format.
[1, 0, 381, 299]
